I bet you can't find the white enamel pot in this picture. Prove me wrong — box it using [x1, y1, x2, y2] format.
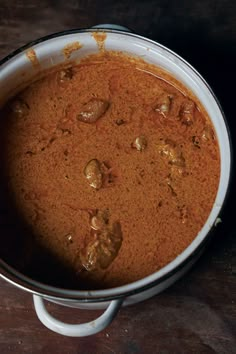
[0, 24, 232, 337]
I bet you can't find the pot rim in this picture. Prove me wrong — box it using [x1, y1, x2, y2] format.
[0, 27, 233, 302]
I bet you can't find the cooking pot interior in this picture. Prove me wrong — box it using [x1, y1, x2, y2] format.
[0, 29, 231, 295]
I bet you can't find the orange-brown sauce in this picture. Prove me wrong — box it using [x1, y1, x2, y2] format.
[26, 48, 40, 68]
[0, 52, 220, 289]
[92, 32, 107, 51]
[62, 41, 83, 59]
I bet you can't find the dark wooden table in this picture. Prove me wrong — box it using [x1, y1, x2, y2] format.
[0, 1, 236, 353]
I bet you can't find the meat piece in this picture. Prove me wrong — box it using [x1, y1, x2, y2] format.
[132, 135, 147, 151]
[202, 125, 215, 141]
[77, 98, 109, 123]
[99, 222, 123, 269]
[11, 99, 29, 117]
[90, 209, 109, 231]
[157, 139, 185, 167]
[84, 159, 103, 189]
[84, 159, 115, 190]
[178, 204, 188, 224]
[80, 221, 123, 270]
[57, 68, 73, 83]
[80, 238, 100, 271]
[154, 94, 173, 116]
[178, 99, 195, 126]
[166, 175, 177, 196]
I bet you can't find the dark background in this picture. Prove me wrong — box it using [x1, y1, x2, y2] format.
[0, 1, 235, 353]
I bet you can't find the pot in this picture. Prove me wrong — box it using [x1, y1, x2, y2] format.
[0, 24, 232, 337]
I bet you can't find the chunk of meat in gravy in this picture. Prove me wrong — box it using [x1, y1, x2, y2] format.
[157, 139, 185, 167]
[10, 99, 29, 117]
[154, 93, 173, 116]
[90, 209, 109, 231]
[57, 68, 74, 83]
[84, 159, 103, 189]
[77, 98, 109, 123]
[84, 159, 115, 190]
[132, 135, 148, 151]
[202, 125, 216, 141]
[178, 204, 189, 224]
[178, 98, 195, 126]
[80, 220, 123, 271]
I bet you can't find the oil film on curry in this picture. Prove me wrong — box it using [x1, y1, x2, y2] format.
[0, 33, 220, 290]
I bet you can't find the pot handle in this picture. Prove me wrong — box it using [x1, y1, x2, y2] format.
[91, 24, 132, 32]
[33, 295, 123, 337]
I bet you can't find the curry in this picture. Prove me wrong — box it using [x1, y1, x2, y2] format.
[0, 52, 220, 289]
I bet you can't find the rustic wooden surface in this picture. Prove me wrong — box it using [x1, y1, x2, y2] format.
[0, 1, 236, 353]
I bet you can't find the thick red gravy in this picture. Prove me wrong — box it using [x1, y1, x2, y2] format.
[0, 52, 220, 289]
